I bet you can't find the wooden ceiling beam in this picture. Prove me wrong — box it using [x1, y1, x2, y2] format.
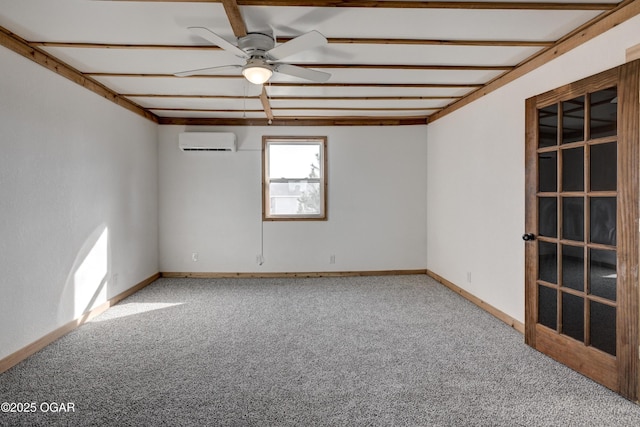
[102, 1, 615, 11]
[152, 108, 265, 112]
[151, 106, 440, 111]
[30, 38, 554, 48]
[234, 1, 615, 10]
[157, 116, 429, 126]
[327, 38, 553, 47]
[293, 63, 512, 71]
[124, 94, 260, 99]
[260, 87, 275, 121]
[221, 0, 247, 37]
[123, 94, 462, 100]
[87, 72, 243, 78]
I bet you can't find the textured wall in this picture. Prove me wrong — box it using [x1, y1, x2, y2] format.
[426, 15, 640, 323]
[0, 47, 159, 361]
[158, 125, 428, 273]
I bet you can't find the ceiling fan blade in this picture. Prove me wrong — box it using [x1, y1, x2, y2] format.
[174, 64, 242, 77]
[275, 63, 330, 83]
[267, 30, 327, 61]
[188, 26, 248, 59]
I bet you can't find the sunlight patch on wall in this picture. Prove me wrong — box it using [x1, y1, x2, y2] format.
[73, 227, 109, 318]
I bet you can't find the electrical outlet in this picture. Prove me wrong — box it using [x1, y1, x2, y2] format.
[466, 272, 472, 283]
[329, 254, 336, 264]
[256, 254, 264, 265]
[192, 252, 199, 262]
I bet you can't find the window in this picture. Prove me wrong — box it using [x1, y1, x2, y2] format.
[263, 136, 327, 220]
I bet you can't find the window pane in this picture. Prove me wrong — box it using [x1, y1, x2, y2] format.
[538, 197, 557, 238]
[562, 244, 583, 291]
[562, 197, 584, 242]
[562, 292, 584, 342]
[269, 144, 320, 179]
[590, 142, 616, 192]
[296, 182, 322, 215]
[269, 182, 321, 216]
[539, 104, 558, 148]
[562, 96, 584, 144]
[590, 301, 616, 356]
[562, 147, 584, 192]
[539, 241, 557, 284]
[538, 285, 557, 330]
[590, 197, 616, 246]
[589, 249, 616, 301]
[589, 87, 617, 140]
[538, 152, 557, 193]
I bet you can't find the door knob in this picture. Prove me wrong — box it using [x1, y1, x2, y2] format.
[522, 233, 536, 241]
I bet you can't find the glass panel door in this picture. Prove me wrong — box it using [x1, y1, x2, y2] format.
[525, 61, 640, 401]
[535, 85, 618, 351]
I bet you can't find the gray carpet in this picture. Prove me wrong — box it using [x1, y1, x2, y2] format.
[1, 274, 640, 426]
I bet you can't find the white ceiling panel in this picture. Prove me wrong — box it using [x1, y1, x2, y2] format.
[265, 86, 475, 98]
[305, 45, 545, 66]
[270, 99, 450, 109]
[274, 69, 506, 85]
[129, 96, 263, 110]
[270, 109, 433, 117]
[242, 6, 604, 40]
[151, 110, 268, 119]
[40, 47, 245, 75]
[0, 0, 231, 44]
[91, 76, 263, 97]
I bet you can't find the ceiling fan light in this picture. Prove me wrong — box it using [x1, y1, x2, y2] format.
[242, 65, 273, 85]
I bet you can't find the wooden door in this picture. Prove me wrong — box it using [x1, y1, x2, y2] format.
[524, 61, 639, 401]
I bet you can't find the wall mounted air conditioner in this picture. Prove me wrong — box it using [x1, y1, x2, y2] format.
[178, 132, 237, 152]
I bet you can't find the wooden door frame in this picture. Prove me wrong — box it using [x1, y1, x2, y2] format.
[524, 60, 639, 401]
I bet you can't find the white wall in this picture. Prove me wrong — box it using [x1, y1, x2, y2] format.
[426, 15, 640, 323]
[0, 47, 159, 361]
[159, 125, 428, 273]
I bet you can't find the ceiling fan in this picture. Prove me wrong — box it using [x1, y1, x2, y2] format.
[175, 27, 331, 85]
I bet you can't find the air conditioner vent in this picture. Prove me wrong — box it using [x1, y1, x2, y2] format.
[181, 147, 230, 152]
[178, 132, 237, 152]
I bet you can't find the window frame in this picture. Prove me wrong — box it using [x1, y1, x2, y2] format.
[262, 136, 328, 221]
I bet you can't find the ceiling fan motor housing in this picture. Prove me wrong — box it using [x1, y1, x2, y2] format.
[238, 32, 275, 57]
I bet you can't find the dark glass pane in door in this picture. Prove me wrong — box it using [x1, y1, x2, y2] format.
[538, 285, 557, 330]
[590, 301, 616, 356]
[539, 241, 557, 284]
[539, 152, 557, 192]
[590, 197, 616, 246]
[562, 197, 584, 242]
[539, 104, 558, 148]
[562, 147, 584, 191]
[562, 96, 585, 144]
[562, 245, 584, 291]
[589, 249, 617, 301]
[562, 292, 584, 342]
[589, 87, 617, 139]
[538, 197, 557, 238]
[590, 142, 617, 191]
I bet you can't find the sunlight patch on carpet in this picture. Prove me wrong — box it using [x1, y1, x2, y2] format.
[89, 302, 184, 322]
